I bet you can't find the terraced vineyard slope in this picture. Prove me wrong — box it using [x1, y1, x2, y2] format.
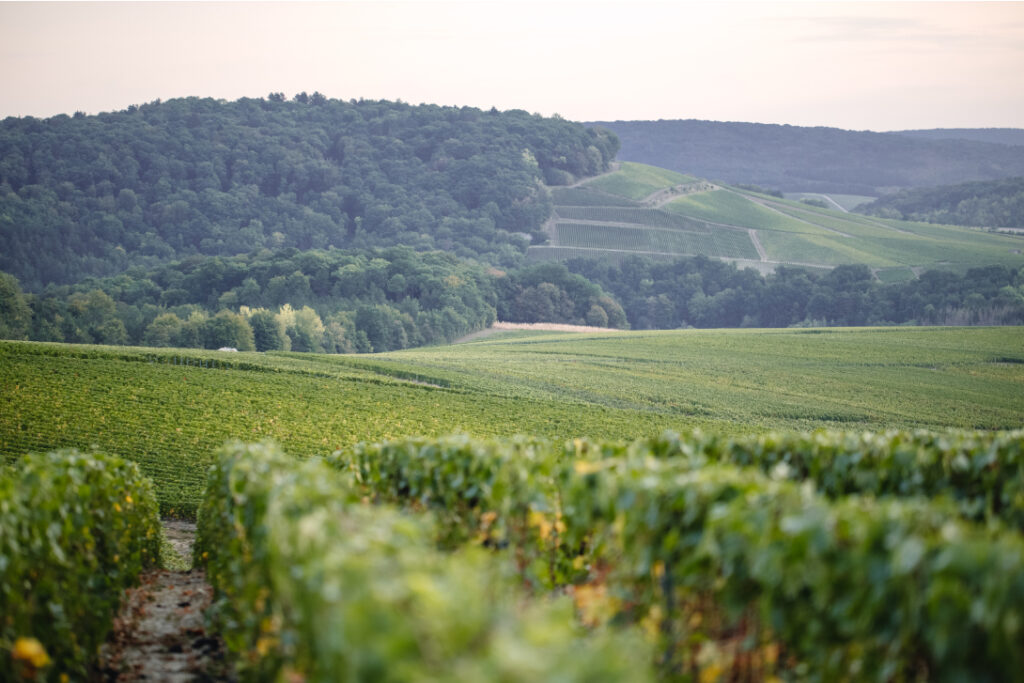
[531, 162, 1024, 280]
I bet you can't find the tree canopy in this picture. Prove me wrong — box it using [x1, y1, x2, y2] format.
[857, 177, 1024, 228]
[0, 95, 618, 290]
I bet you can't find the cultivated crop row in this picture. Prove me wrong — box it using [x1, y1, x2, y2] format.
[338, 431, 1024, 680]
[550, 186, 641, 207]
[554, 205, 711, 230]
[554, 222, 759, 259]
[194, 442, 651, 682]
[1, 341, 704, 516]
[1, 450, 161, 680]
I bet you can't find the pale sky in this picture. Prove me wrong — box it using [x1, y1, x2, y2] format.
[1, 1, 1023, 130]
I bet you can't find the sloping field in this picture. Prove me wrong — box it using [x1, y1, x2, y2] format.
[533, 161, 1024, 273]
[725, 188, 1024, 270]
[535, 163, 760, 263]
[549, 186, 640, 206]
[553, 222, 758, 259]
[665, 189, 820, 234]
[784, 192, 877, 211]
[583, 161, 696, 200]
[554, 205, 708, 229]
[3, 327, 1022, 513]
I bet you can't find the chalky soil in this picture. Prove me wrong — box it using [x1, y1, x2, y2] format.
[100, 521, 231, 682]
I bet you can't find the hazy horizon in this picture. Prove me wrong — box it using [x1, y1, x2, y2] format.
[1, 1, 1023, 131]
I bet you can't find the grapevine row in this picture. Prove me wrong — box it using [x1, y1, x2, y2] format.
[589, 429, 1024, 529]
[194, 442, 652, 682]
[1, 451, 161, 680]
[337, 431, 1024, 679]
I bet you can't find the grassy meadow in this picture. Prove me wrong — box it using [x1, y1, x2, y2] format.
[2, 326, 1022, 514]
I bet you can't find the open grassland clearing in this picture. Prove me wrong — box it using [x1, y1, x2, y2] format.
[543, 172, 761, 262]
[554, 205, 709, 230]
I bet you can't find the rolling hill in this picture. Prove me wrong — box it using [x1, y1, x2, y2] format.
[586, 119, 1024, 195]
[891, 128, 1024, 147]
[528, 162, 1024, 281]
[0, 96, 618, 289]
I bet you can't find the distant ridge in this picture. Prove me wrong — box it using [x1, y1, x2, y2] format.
[890, 128, 1024, 147]
[584, 119, 1024, 195]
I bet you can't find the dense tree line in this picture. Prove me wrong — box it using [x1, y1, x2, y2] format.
[0, 247, 504, 353]
[585, 119, 1024, 195]
[0, 95, 618, 290]
[2, 254, 1021, 354]
[857, 177, 1024, 228]
[566, 256, 1024, 328]
[495, 262, 628, 328]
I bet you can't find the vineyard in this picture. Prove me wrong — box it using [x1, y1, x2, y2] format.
[335, 431, 1024, 680]
[553, 222, 759, 259]
[3, 326, 1023, 516]
[554, 205, 710, 229]
[3, 327, 1024, 680]
[1, 450, 161, 680]
[532, 161, 1024, 272]
[550, 186, 641, 207]
[536, 165, 762, 263]
[582, 161, 696, 200]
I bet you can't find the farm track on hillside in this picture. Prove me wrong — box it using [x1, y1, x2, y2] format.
[749, 229, 768, 261]
[737, 190, 853, 237]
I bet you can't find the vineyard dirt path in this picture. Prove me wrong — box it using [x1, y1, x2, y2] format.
[454, 321, 621, 343]
[100, 521, 230, 682]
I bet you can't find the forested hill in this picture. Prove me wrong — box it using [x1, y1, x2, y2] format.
[857, 177, 1024, 229]
[0, 95, 619, 290]
[585, 119, 1024, 195]
[891, 128, 1024, 147]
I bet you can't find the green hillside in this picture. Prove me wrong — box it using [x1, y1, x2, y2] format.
[0, 96, 618, 289]
[3, 326, 1022, 514]
[530, 162, 1024, 279]
[586, 119, 1024, 194]
[582, 161, 696, 200]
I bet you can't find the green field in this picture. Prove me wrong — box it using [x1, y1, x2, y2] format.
[785, 192, 877, 211]
[553, 222, 758, 259]
[3, 327, 1022, 514]
[583, 161, 696, 200]
[730, 189, 1024, 269]
[665, 189, 818, 233]
[554, 205, 708, 230]
[549, 186, 641, 206]
[534, 161, 1024, 273]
